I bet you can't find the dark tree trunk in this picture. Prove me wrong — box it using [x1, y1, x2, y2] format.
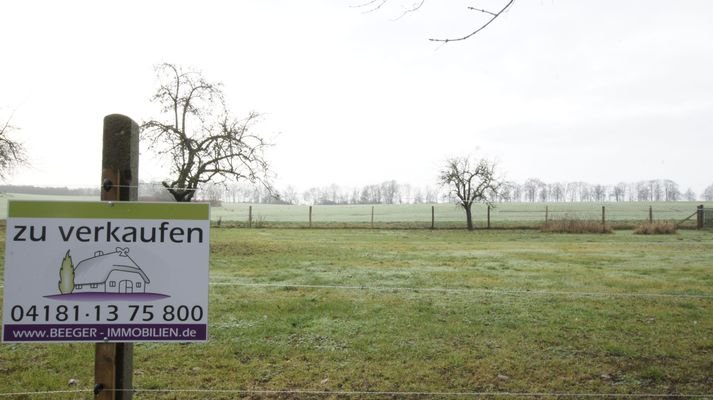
[465, 204, 474, 231]
[166, 187, 194, 202]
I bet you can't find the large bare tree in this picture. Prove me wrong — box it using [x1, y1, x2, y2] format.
[356, 0, 516, 42]
[439, 156, 502, 231]
[0, 114, 26, 180]
[142, 63, 272, 202]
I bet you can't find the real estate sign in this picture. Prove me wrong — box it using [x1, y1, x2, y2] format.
[2, 201, 210, 343]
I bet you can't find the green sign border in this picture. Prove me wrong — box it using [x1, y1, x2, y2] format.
[8, 201, 210, 220]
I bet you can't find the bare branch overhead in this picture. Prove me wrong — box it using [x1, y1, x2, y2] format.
[355, 0, 516, 42]
[429, 0, 516, 43]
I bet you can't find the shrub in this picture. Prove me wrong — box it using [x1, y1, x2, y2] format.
[541, 218, 613, 234]
[634, 221, 677, 235]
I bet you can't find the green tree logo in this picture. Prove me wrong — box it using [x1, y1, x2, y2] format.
[58, 250, 75, 294]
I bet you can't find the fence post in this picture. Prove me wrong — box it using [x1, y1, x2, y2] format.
[602, 206, 606, 226]
[97, 114, 138, 400]
[545, 206, 549, 223]
[649, 206, 653, 223]
[248, 205, 253, 228]
[309, 206, 313, 228]
[371, 206, 374, 229]
[487, 205, 491, 229]
[431, 205, 435, 230]
[698, 204, 704, 229]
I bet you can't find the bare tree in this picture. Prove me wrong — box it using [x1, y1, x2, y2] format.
[613, 182, 627, 202]
[703, 184, 713, 202]
[142, 63, 272, 202]
[0, 114, 26, 180]
[663, 179, 680, 201]
[355, 0, 515, 42]
[549, 183, 565, 202]
[439, 155, 502, 230]
[523, 178, 544, 203]
[683, 188, 696, 202]
[592, 184, 607, 202]
[280, 186, 299, 205]
[650, 180, 664, 202]
[636, 181, 651, 202]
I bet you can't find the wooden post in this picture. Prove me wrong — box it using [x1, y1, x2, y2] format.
[602, 206, 606, 226]
[545, 206, 549, 222]
[487, 205, 491, 229]
[309, 206, 313, 228]
[431, 206, 435, 230]
[248, 205, 253, 228]
[97, 114, 138, 400]
[371, 206, 374, 229]
[601, 205, 606, 233]
[649, 205, 653, 223]
[698, 204, 704, 229]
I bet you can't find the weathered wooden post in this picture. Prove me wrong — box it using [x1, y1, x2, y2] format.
[248, 205, 253, 228]
[698, 204, 704, 229]
[487, 205, 491, 229]
[309, 206, 313, 228]
[97, 114, 138, 400]
[431, 206, 435, 230]
[602, 206, 606, 227]
[545, 206, 549, 223]
[371, 206, 374, 229]
[649, 206, 653, 224]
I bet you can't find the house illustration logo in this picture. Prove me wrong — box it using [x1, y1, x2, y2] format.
[51, 247, 168, 301]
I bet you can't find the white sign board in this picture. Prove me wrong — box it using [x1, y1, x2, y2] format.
[2, 201, 210, 343]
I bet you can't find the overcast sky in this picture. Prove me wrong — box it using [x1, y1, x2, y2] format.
[2, 0, 712, 195]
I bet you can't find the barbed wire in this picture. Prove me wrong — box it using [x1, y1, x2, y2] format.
[209, 281, 713, 300]
[0, 281, 710, 299]
[0, 388, 711, 399]
[0, 389, 91, 397]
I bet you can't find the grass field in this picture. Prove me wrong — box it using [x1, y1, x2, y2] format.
[1, 227, 712, 399]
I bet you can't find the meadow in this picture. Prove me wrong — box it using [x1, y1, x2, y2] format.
[1, 226, 712, 399]
[211, 201, 709, 230]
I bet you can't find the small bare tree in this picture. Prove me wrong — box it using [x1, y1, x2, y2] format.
[0, 115, 26, 179]
[703, 184, 713, 201]
[439, 156, 502, 231]
[142, 63, 272, 202]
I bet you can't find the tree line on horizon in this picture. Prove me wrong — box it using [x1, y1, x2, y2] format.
[167, 178, 713, 206]
[2, 178, 713, 206]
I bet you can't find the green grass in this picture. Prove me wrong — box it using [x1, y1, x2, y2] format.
[1, 228, 713, 398]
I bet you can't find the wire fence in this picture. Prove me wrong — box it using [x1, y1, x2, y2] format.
[0, 190, 710, 229]
[2, 388, 713, 399]
[211, 202, 712, 229]
[208, 281, 713, 300]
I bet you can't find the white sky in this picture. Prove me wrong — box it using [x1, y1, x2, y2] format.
[2, 0, 712, 195]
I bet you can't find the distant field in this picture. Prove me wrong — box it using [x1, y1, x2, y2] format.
[213, 201, 710, 229]
[1, 228, 712, 398]
[0, 192, 710, 229]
